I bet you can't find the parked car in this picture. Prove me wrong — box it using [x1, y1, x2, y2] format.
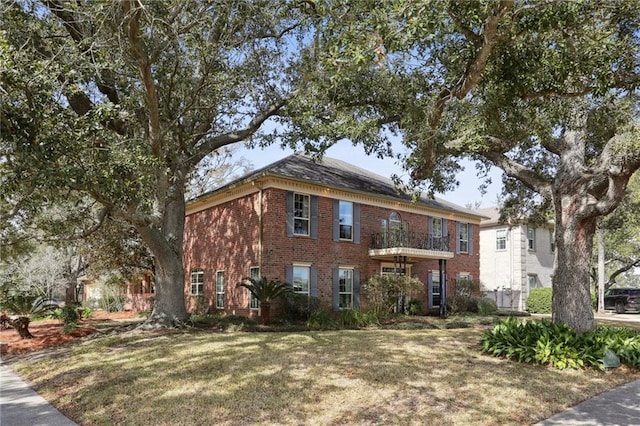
[604, 288, 640, 314]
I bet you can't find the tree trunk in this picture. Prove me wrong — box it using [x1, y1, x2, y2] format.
[11, 317, 34, 339]
[597, 224, 605, 313]
[551, 193, 597, 333]
[260, 302, 271, 325]
[135, 182, 189, 328]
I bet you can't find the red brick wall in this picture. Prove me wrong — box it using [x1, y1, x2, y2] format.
[183, 187, 480, 316]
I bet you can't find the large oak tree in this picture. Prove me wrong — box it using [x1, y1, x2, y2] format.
[294, 0, 640, 332]
[1, 0, 310, 326]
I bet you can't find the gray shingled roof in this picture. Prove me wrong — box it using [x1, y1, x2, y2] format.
[194, 153, 484, 218]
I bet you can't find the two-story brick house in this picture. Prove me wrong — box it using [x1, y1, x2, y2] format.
[183, 154, 484, 317]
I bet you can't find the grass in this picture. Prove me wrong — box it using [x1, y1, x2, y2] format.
[8, 315, 640, 425]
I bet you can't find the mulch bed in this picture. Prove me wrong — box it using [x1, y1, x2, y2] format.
[0, 311, 141, 355]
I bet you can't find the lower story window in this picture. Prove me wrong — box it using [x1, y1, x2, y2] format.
[431, 272, 441, 308]
[249, 267, 260, 310]
[190, 269, 204, 296]
[293, 266, 310, 295]
[339, 269, 353, 309]
[216, 270, 225, 308]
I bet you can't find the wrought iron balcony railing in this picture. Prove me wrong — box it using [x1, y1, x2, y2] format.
[370, 231, 450, 252]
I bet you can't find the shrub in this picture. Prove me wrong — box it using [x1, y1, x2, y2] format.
[476, 297, 498, 315]
[407, 299, 422, 315]
[481, 317, 640, 370]
[526, 288, 552, 314]
[447, 279, 481, 314]
[60, 305, 80, 334]
[283, 293, 321, 321]
[306, 309, 337, 329]
[336, 309, 380, 328]
[362, 274, 424, 317]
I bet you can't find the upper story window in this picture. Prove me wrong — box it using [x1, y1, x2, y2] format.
[527, 227, 536, 251]
[432, 217, 443, 237]
[339, 201, 353, 240]
[458, 223, 469, 253]
[496, 229, 507, 251]
[294, 193, 310, 236]
[190, 269, 204, 296]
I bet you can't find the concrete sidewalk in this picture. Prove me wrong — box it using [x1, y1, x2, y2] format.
[535, 379, 640, 426]
[0, 362, 77, 426]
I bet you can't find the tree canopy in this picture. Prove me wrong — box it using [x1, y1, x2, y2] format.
[1, 0, 312, 326]
[291, 0, 640, 331]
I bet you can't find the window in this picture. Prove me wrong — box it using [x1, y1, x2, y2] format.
[294, 193, 310, 236]
[190, 269, 204, 295]
[550, 230, 555, 252]
[249, 267, 260, 310]
[292, 266, 310, 295]
[459, 223, 469, 253]
[215, 271, 224, 308]
[339, 201, 353, 240]
[527, 227, 536, 251]
[496, 229, 507, 250]
[528, 274, 540, 289]
[432, 218, 443, 237]
[431, 272, 441, 307]
[338, 269, 353, 309]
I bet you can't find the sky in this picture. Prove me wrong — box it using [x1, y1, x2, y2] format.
[235, 139, 504, 209]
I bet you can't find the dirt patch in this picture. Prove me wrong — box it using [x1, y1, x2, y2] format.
[0, 310, 143, 355]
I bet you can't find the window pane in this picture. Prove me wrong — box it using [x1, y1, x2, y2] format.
[216, 271, 224, 308]
[339, 269, 353, 309]
[249, 267, 260, 309]
[433, 218, 442, 237]
[191, 269, 203, 295]
[293, 194, 310, 236]
[293, 266, 310, 294]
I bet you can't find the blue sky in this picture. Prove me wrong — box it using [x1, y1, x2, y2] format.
[236, 139, 503, 209]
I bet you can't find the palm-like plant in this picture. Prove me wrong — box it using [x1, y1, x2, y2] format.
[237, 277, 290, 325]
[1, 292, 58, 338]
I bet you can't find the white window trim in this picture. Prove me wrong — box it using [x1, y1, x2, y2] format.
[496, 228, 507, 251]
[215, 270, 225, 309]
[249, 267, 260, 310]
[339, 200, 354, 241]
[338, 268, 354, 309]
[190, 269, 204, 296]
[292, 265, 310, 295]
[528, 227, 536, 251]
[459, 223, 469, 253]
[293, 193, 310, 236]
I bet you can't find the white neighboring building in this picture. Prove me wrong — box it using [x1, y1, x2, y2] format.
[478, 207, 555, 311]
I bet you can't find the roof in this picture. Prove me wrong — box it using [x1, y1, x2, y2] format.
[477, 207, 503, 226]
[191, 153, 486, 219]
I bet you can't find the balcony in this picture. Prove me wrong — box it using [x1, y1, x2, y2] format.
[368, 231, 454, 261]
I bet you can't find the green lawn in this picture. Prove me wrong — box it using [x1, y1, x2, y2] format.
[9, 320, 640, 425]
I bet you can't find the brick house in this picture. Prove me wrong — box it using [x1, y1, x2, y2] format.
[183, 154, 484, 317]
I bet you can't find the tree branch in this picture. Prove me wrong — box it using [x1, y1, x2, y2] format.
[188, 98, 288, 166]
[481, 140, 553, 197]
[414, 0, 514, 179]
[123, 0, 162, 158]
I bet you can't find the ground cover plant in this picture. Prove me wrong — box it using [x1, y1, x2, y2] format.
[6, 315, 640, 425]
[481, 317, 640, 370]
